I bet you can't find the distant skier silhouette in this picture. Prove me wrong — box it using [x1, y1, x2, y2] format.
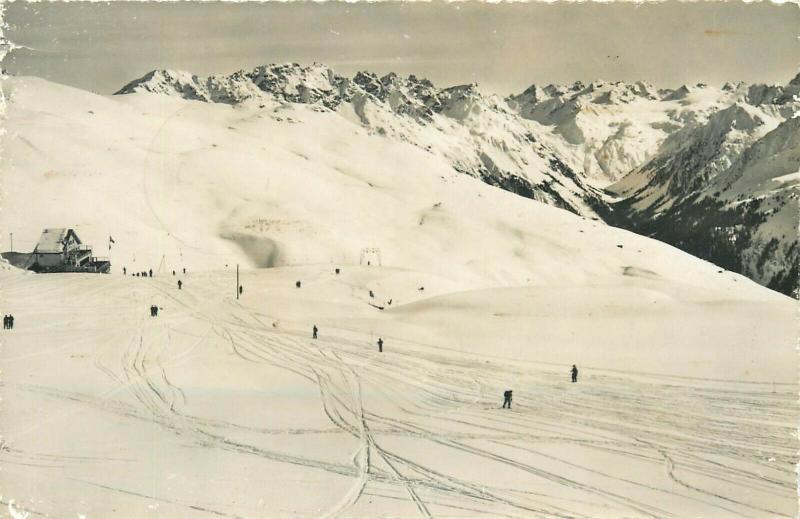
[123, 267, 127, 275]
[313, 325, 318, 339]
[502, 390, 513, 409]
[148, 269, 153, 278]
[369, 290, 374, 298]
[177, 280, 183, 290]
[571, 364, 579, 383]
[296, 281, 301, 288]
[377, 337, 383, 353]
[3, 315, 8, 329]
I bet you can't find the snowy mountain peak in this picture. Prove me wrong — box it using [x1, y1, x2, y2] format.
[663, 84, 693, 101]
[246, 62, 350, 108]
[117, 64, 504, 122]
[116, 69, 203, 97]
[437, 83, 502, 120]
[349, 70, 443, 119]
[116, 62, 352, 107]
[516, 84, 548, 104]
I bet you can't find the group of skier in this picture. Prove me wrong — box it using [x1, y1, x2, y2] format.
[134, 262, 580, 412]
[502, 365, 579, 409]
[3, 314, 15, 330]
[125, 270, 184, 289]
[312, 325, 384, 353]
[309, 325, 576, 410]
[123, 267, 186, 277]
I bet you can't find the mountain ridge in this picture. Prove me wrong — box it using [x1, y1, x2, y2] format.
[120, 62, 605, 216]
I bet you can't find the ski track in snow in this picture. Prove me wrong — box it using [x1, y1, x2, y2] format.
[0, 274, 796, 519]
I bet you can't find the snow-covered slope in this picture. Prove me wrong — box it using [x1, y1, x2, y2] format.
[117, 64, 603, 215]
[2, 262, 795, 518]
[2, 75, 781, 299]
[114, 64, 800, 296]
[1, 75, 797, 518]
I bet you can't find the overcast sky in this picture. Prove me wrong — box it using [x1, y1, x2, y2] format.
[3, 1, 798, 96]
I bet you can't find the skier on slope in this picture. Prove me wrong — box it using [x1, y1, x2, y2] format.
[377, 337, 383, 353]
[313, 325, 318, 339]
[177, 280, 183, 290]
[571, 364, 579, 383]
[502, 390, 513, 409]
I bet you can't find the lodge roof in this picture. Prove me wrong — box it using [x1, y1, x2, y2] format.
[33, 228, 81, 254]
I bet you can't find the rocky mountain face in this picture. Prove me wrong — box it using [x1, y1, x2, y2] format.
[117, 65, 799, 296]
[598, 74, 799, 296]
[605, 112, 799, 297]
